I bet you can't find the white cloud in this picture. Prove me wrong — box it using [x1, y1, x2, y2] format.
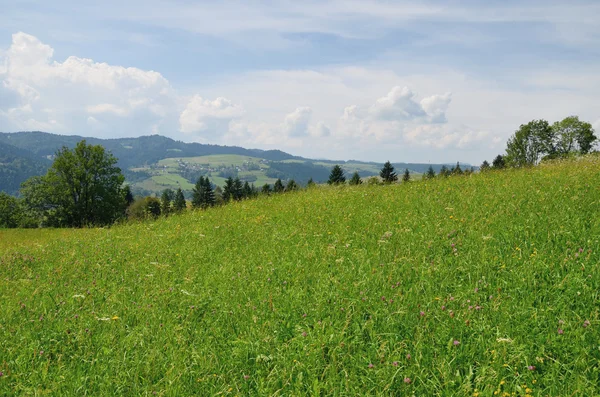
[420, 92, 452, 123]
[369, 86, 427, 121]
[310, 121, 331, 137]
[282, 107, 312, 137]
[0, 32, 177, 136]
[179, 95, 244, 137]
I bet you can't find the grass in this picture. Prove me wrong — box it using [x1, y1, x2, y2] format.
[158, 155, 266, 168]
[1, 156, 599, 395]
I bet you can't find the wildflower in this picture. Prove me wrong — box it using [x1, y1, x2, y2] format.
[243, 375, 250, 380]
[368, 363, 374, 368]
[441, 305, 446, 311]
[475, 306, 482, 310]
[527, 365, 536, 371]
[403, 377, 411, 384]
[111, 316, 119, 320]
[558, 328, 564, 334]
[392, 361, 398, 366]
[39, 350, 44, 355]
[583, 320, 590, 328]
[302, 332, 307, 337]
[302, 313, 307, 318]
[419, 311, 425, 316]
[0, 371, 3, 377]
[453, 340, 460, 346]
[406, 354, 411, 360]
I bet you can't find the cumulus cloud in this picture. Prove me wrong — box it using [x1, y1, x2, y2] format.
[369, 86, 427, 121]
[282, 106, 312, 137]
[179, 96, 244, 137]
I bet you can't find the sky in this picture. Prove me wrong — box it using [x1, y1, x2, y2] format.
[1, 1, 599, 164]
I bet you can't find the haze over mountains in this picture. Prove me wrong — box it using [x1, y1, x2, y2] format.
[0, 131, 469, 196]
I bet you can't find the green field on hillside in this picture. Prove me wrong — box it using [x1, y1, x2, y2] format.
[1, 156, 599, 395]
[158, 155, 267, 168]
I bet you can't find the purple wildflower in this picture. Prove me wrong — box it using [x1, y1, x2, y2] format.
[527, 365, 536, 371]
[392, 361, 398, 366]
[406, 354, 411, 360]
[583, 320, 591, 328]
[368, 363, 374, 368]
[453, 340, 460, 346]
[558, 328, 564, 334]
[403, 377, 411, 384]
[244, 375, 250, 380]
[441, 305, 446, 311]
[419, 311, 425, 316]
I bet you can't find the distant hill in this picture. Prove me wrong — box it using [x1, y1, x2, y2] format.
[0, 131, 473, 196]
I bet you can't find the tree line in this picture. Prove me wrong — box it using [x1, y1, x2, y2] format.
[1, 115, 596, 228]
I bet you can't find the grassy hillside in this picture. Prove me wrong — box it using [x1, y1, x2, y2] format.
[1, 156, 599, 395]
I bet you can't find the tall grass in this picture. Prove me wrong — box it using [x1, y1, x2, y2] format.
[1, 156, 599, 395]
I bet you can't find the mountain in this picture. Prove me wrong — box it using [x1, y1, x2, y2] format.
[0, 131, 473, 196]
[0, 140, 51, 195]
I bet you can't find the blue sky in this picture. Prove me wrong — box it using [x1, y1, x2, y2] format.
[1, 0, 599, 163]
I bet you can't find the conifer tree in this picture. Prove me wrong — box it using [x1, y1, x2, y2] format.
[480, 160, 491, 172]
[223, 177, 235, 201]
[492, 155, 506, 169]
[349, 171, 362, 185]
[192, 176, 204, 208]
[203, 177, 215, 207]
[439, 165, 450, 177]
[160, 189, 174, 215]
[286, 179, 299, 192]
[328, 165, 346, 185]
[402, 168, 411, 182]
[173, 188, 186, 212]
[379, 161, 398, 183]
[123, 185, 134, 207]
[243, 181, 252, 199]
[424, 165, 436, 179]
[261, 183, 272, 195]
[452, 162, 463, 175]
[274, 178, 285, 193]
[233, 178, 244, 201]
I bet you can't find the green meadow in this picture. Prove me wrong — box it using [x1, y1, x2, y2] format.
[1, 156, 599, 395]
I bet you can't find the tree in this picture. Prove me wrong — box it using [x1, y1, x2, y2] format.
[243, 181, 253, 198]
[480, 160, 491, 172]
[328, 165, 346, 185]
[274, 178, 285, 193]
[192, 176, 215, 209]
[552, 116, 597, 156]
[506, 119, 553, 167]
[20, 140, 125, 227]
[123, 185, 134, 207]
[349, 171, 362, 185]
[173, 188, 187, 212]
[492, 155, 506, 169]
[402, 168, 411, 183]
[286, 179, 299, 192]
[424, 165, 436, 179]
[261, 183, 272, 195]
[223, 177, 235, 201]
[379, 161, 398, 183]
[439, 165, 450, 177]
[452, 162, 463, 175]
[233, 178, 244, 200]
[307, 178, 315, 188]
[160, 189, 174, 216]
[0, 192, 20, 228]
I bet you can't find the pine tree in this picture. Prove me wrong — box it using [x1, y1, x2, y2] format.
[173, 188, 186, 212]
[424, 165, 436, 179]
[274, 178, 285, 193]
[328, 165, 346, 185]
[233, 178, 243, 201]
[123, 185, 134, 207]
[439, 165, 450, 177]
[261, 183, 272, 195]
[492, 155, 506, 169]
[223, 177, 235, 202]
[192, 176, 206, 208]
[243, 181, 252, 199]
[402, 168, 411, 183]
[203, 177, 215, 207]
[379, 161, 398, 183]
[286, 179, 299, 192]
[349, 171, 362, 185]
[160, 189, 174, 216]
[452, 162, 463, 175]
[480, 160, 491, 172]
